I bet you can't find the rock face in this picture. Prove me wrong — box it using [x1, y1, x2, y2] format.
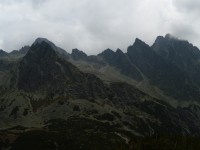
[152, 34, 200, 86]
[98, 48, 143, 81]
[2, 35, 200, 149]
[0, 49, 8, 57]
[17, 41, 81, 91]
[10, 46, 30, 56]
[19, 46, 30, 54]
[68, 36, 200, 102]
[127, 38, 200, 101]
[17, 40, 111, 100]
[71, 49, 87, 60]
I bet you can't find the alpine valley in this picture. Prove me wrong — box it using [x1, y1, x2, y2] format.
[1, 34, 200, 150]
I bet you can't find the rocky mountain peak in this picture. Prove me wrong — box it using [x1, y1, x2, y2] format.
[98, 48, 115, 57]
[0, 49, 8, 57]
[19, 45, 30, 54]
[26, 39, 58, 62]
[101, 48, 114, 53]
[127, 38, 151, 55]
[116, 48, 124, 54]
[152, 34, 200, 86]
[134, 38, 148, 46]
[17, 41, 62, 91]
[165, 33, 174, 39]
[33, 37, 54, 45]
[33, 37, 69, 59]
[33, 37, 58, 51]
[152, 33, 200, 59]
[164, 33, 182, 41]
[154, 35, 165, 44]
[71, 48, 87, 60]
[153, 34, 180, 47]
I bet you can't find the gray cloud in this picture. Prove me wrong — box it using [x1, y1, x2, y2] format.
[169, 0, 200, 47]
[0, 0, 200, 54]
[173, 0, 200, 13]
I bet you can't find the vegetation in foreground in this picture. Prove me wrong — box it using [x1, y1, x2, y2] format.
[1, 118, 200, 150]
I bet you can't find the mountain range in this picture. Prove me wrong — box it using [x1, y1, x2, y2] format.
[1, 34, 200, 149]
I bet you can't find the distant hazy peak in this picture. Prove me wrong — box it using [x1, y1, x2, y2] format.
[32, 37, 69, 58]
[104, 48, 114, 52]
[19, 45, 30, 53]
[153, 35, 166, 46]
[0, 49, 6, 53]
[154, 34, 189, 46]
[72, 48, 87, 55]
[0, 49, 8, 57]
[132, 38, 150, 50]
[154, 34, 179, 43]
[20, 45, 30, 49]
[155, 35, 164, 41]
[71, 48, 87, 60]
[33, 37, 56, 49]
[164, 33, 177, 39]
[165, 33, 172, 38]
[98, 48, 115, 56]
[34, 37, 51, 44]
[134, 38, 146, 44]
[116, 48, 123, 54]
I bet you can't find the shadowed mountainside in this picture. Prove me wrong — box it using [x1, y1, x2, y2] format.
[1, 35, 200, 149]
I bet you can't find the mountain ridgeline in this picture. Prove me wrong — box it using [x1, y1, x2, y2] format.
[1, 35, 200, 149]
[69, 35, 200, 103]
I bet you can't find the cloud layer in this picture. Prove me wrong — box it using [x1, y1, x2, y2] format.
[0, 0, 199, 54]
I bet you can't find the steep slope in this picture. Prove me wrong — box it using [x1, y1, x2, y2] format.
[33, 37, 69, 59]
[17, 41, 83, 92]
[0, 50, 8, 57]
[127, 38, 200, 102]
[67, 38, 200, 103]
[17, 40, 114, 102]
[2, 37, 200, 149]
[98, 48, 143, 81]
[71, 48, 88, 60]
[152, 34, 200, 86]
[9, 46, 30, 58]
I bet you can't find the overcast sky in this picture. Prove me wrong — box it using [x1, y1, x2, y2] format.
[0, 0, 199, 54]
